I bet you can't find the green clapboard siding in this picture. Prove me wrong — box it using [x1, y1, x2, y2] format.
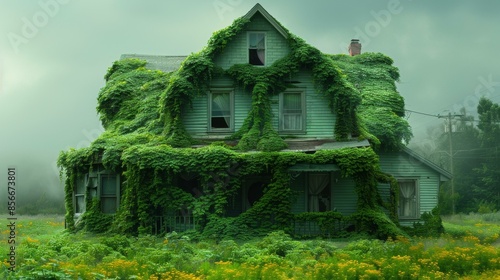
[213, 12, 291, 69]
[290, 173, 306, 213]
[183, 13, 337, 140]
[301, 70, 336, 138]
[332, 178, 357, 215]
[234, 88, 252, 131]
[182, 94, 208, 137]
[290, 171, 356, 216]
[378, 151, 441, 221]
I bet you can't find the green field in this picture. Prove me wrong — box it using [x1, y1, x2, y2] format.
[1, 214, 499, 279]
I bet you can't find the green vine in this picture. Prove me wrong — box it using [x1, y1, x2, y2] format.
[58, 9, 413, 239]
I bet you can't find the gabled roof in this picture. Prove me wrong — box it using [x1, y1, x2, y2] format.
[120, 54, 187, 73]
[402, 147, 452, 181]
[244, 3, 289, 39]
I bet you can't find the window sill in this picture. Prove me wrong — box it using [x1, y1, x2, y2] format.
[399, 216, 421, 220]
[207, 130, 234, 135]
[279, 131, 307, 135]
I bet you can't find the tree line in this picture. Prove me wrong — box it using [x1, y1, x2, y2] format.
[413, 97, 499, 214]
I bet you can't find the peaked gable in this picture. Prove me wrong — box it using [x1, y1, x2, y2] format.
[96, 4, 411, 153]
[243, 3, 289, 39]
[402, 147, 452, 180]
[213, 4, 291, 69]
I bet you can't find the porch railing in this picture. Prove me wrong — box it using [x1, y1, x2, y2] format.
[292, 212, 348, 238]
[153, 215, 196, 235]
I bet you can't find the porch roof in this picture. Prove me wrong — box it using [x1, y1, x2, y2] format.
[282, 139, 370, 152]
[288, 163, 339, 172]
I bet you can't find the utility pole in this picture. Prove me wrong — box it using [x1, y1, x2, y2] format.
[438, 112, 463, 215]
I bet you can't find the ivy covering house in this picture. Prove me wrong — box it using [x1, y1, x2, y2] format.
[58, 4, 449, 239]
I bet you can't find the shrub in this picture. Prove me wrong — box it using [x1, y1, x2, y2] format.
[257, 231, 303, 258]
[406, 206, 445, 237]
[348, 209, 406, 239]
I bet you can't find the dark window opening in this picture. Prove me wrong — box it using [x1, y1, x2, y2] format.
[210, 91, 232, 130]
[249, 32, 265, 65]
[211, 117, 230, 129]
[247, 181, 265, 206]
[249, 49, 265, 65]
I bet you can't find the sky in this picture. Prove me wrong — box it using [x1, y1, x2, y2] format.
[1, 0, 500, 202]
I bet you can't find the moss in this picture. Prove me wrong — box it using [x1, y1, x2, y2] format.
[82, 198, 114, 233]
[58, 9, 412, 238]
[330, 53, 412, 150]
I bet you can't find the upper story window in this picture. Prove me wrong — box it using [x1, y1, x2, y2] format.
[280, 90, 305, 133]
[209, 89, 234, 132]
[248, 32, 266, 65]
[398, 179, 419, 219]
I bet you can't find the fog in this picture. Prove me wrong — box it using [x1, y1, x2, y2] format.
[1, 0, 499, 210]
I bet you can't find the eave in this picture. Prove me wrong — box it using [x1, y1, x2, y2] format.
[243, 3, 289, 39]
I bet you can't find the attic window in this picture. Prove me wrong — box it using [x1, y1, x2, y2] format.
[248, 32, 265, 65]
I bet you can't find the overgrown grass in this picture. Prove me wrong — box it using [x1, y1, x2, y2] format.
[0, 214, 499, 279]
[442, 212, 500, 244]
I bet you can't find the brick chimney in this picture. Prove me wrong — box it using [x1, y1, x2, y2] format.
[348, 39, 361, 56]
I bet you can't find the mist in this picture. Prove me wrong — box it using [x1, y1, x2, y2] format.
[1, 1, 500, 213]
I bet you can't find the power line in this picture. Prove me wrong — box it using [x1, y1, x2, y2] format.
[405, 109, 500, 124]
[405, 109, 439, 118]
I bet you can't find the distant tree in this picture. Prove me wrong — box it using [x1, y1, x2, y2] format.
[473, 98, 500, 211]
[434, 108, 482, 214]
[415, 99, 499, 214]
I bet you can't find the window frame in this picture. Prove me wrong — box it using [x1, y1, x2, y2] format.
[248, 31, 266, 66]
[279, 90, 306, 133]
[208, 89, 234, 133]
[74, 175, 87, 215]
[305, 172, 332, 212]
[397, 178, 420, 219]
[98, 172, 120, 214]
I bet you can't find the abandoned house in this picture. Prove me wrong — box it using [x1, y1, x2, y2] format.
[59, 4, 450, 238]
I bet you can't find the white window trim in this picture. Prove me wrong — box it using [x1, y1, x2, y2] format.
[98, 172, 120, 214]
[279, 89, 306, 134]
[208, 89, 235, 133]
[247, 31, 267, 66]
[397, 178, 420, 219]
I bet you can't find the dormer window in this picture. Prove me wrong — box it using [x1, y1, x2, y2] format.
[249, 32, 266, 65]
